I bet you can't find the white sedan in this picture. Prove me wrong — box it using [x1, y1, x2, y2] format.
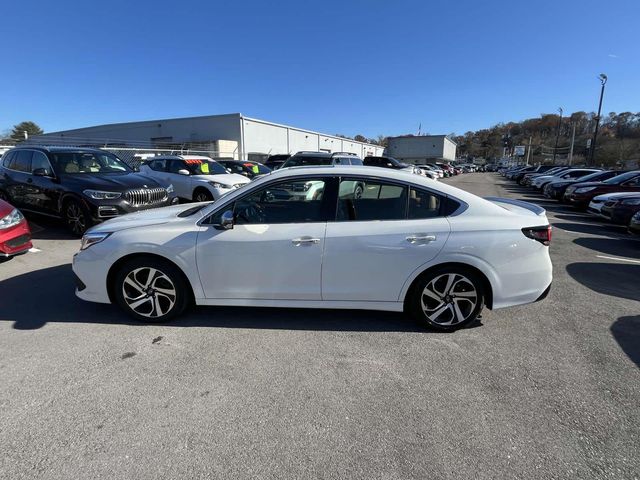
[73, 166, 553, 331]
[139, 155, 250, 202]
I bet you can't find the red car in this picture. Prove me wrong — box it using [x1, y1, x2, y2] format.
[564, 170, 640, 209]
[0, 198, 32, 261]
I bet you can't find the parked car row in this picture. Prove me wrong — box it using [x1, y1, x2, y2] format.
[0, 146, 473, 237]
[499, 164, 640, 234]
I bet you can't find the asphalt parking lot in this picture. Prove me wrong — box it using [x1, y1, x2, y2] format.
[1, 173, 638, 479]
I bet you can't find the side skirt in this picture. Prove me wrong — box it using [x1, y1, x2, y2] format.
[195, 298, 405, 312]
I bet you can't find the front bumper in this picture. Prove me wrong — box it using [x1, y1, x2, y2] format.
[72, 247, 113, 304]
[84, 195, 179, 222]
[0, 220, 33, 257]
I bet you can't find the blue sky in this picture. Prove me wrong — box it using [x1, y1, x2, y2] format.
[1, 0, 638, 138]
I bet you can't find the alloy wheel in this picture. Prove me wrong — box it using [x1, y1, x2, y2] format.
[421, 273, 478, 326]
[66, 203, 86, 235]
[122, 267, 177, 318]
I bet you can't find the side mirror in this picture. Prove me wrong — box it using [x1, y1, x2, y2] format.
[214, 210, 234, 230]
[33, 168, 50, 177]
[178, 169, 190, 176]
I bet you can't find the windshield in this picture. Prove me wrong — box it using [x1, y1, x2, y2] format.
[571, 171, 609, 183]
[603, 171, 640, 185]
[283, 156, 331, 168]
[51, 151, 131, 174]
[184, 159, 228, 175]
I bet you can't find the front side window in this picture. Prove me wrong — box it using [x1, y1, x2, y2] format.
[337, 178, 407, 221]
[50, 151, 131, 174]
[234, 179, 327, 224]
[180, 158, 228, 175]
[31, 151, 53, 174]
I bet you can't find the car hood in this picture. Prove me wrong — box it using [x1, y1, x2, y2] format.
[591, 191, 640, 202]
[87, 203, 205, 233]
[59, 172, 167, 191]
[191, 173, 250, 185]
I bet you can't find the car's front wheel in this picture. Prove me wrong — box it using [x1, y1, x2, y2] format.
[193, 188, 213, 202]
[113, 257, 191, 322]
[408, 267, 485, 331]
[64, 199, 92, 236]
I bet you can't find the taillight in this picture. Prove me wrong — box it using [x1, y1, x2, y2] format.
[522, 225, 552, 246]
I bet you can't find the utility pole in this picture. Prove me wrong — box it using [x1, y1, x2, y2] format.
[568, 123, 576, 165]
[525, 136, 532, 165]
[590, 73, 608, 165]
[553, 107, 563, 164]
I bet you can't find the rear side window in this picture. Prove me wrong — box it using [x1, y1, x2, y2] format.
[167, 160, 185, 173]
[148, 159, 166, 171]
[409, 188, 442, 219]
[337, 178, 407, 221]
[13, 150, 33, 172]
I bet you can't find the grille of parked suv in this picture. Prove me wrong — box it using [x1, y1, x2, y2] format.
[124, 188, 168, 206]
[233, 183, 246, 189]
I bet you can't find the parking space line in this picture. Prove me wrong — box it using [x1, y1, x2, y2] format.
[596, 255, 640, 264]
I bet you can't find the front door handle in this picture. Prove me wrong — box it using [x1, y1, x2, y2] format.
[291, 237, 321, 246]
[406, 234, 437, 243]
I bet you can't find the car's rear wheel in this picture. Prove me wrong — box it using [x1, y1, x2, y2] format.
[113, 258, 191, 322]
[193, 189, 213, 202]
[408, 267, 484, 331]
[64, 199, 91, 236]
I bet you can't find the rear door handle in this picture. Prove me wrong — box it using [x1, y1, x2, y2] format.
[291, 237, 321, 245]
[406, 234, 437, 243]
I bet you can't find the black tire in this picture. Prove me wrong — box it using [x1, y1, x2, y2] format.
[193, 189, 213, 202]
[113, 257, 191, 322]
[408, 266, 485, 331]
[64, 198, 92, 236]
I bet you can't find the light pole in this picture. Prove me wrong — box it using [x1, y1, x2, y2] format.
[553, 107, 563, 163]
[590, 73, 607, 165]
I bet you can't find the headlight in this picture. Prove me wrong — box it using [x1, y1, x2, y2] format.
[574, 187, 596, 193]
[208, 182, 231, 189]
[83, 189, 121, 200]
[621, 198, 640, 206]
[0, 208, 24, 230]
[80, 232, 111, 250]
[166, 184, 174, 194]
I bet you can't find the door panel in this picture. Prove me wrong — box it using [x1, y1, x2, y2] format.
[196, 176, 332, 300]
[322, 218, 450, 301]
[196, 223, 325, 299]
[322, 178, 451, 302]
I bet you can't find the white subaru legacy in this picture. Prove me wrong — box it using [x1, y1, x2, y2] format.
[139, 155, 250, 202]
[73, 166, 553, 330]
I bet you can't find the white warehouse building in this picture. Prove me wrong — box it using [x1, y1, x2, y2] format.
[386, 135, 457, 163]
[41, 113, 385, 161]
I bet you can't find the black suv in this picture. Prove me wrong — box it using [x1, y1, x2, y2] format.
[281, 151, 364, 168]
[363, 155, 411, 170]
[0, 146, 177, 235]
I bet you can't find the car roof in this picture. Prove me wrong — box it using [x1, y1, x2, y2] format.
[151, 154, 215, 161]
[10, 145, 109, 154]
